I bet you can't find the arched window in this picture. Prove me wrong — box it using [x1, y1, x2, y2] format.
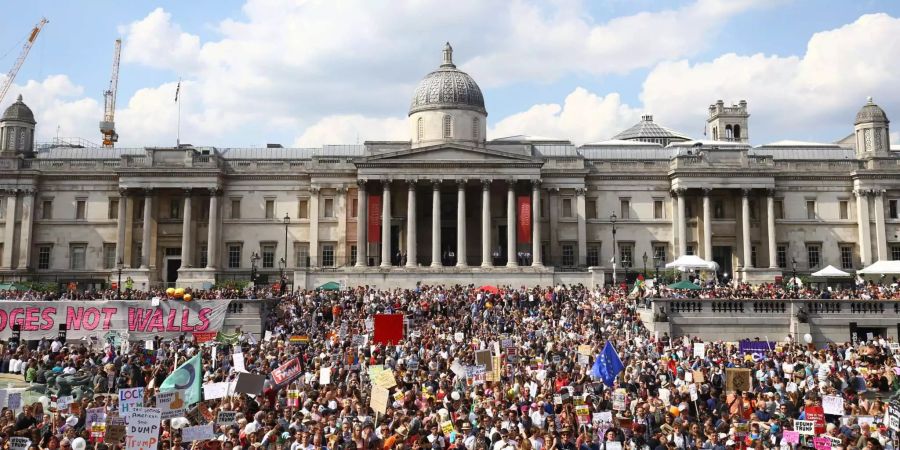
[443, 115, 452, 138]
[472, 117, 479, 140]
[417, 117, 424, 140]
[725, 125, 733, 140]
[733, 125, 741, 140]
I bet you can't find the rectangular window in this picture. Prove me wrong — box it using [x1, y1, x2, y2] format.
[265, 200, 275, 219]
[839, 200, 849, 220]
[230, 199, 241, 219]
[892, 245, 900, 261]
[351, 198, 359, 218]
[806, 243, 821, 269]
[620, 199, 630, 220]
[170, 199, 182, 219]
[103, 243, 116, 269]
[108, 198, 119, 220]
[653, 244, 667, 266]
[777, 245, 787, 269]
[323, 198, 335, 218]
[298, 199, 309, 219]
[654, 200, 664, 219]
[686, 245, 695, 256]
[322, 244, 335, 267]
[70, 244, 87, 270]
[295, 244, 310, 268]
[227, 244, 242, 269]
[261, 244, 276, 268]
[840, 245, 853, 269]
[890, 199, 898, 219]
[619, 243, 634, 268]
[774, 200, 784, 220]
[562, 198, 573, 218]
[37, 245, 51, 270]
[561, 244, 574, 267]
[586, 243, 600, 267]
[76, 200, 86, 220]
[41, 199, 52, 220]
[350, 245, 357, 265]
[199, 244, 208, 268]
[586, 198, 597, 220]
[806, 200, 816, 220]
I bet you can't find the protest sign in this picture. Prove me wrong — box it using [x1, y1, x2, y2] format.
[692, 343, 705, 358]
[182, 423, 215, 443]
[156, 390, 187, 420]
[373, 314, 404, 345]
[320, 366, 331, 385]
[287, 390, 300, 408]
[119, 387, 144, 417]
[91, 422, 106, 442]
[9, 437, 29, 450]
[725, 368, 751, 392]
[202, 382, 231, 400]
[793, 419, 815, 435]
[440, 420, 455, 434]
[234, 373, 265, 395]
[805, 405, 826, 435]
[370, 385, 390, 414]
[217, 411, 237, 426]
[57, 395, 73, 412]
[7, 392, 21, 411]
[104, 417, 126, 443]
[605, 443, 622, 450]
[271, 358, 302, 386]
[888, 402, 900, 432]
[474, 350, 493, 372]
[612, 390, 626, 411]
[193, 331, 217, 343]
[692, 370, 705, 383]
[781, 431, 799, 445]
[86, 407, 107, 426]
[822, 395, 844, 415]
[812, 437, 831, 450]
[232, 352, 246, 373]
[369, 367, 397, 389]
[125, 407, 161, 450]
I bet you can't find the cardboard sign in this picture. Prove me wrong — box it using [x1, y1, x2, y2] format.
[9, 437, 30, 450]
[216, 411, 237, 426]
[793, 419, 815, 436]
[271, 358, 302, 386]
[156, 390, 187, 419]
[202, 382, 231, 400]
[805, 405, 826, 435]
[781, 430, 799, 445]
[7, 392, 21, 411]
[577, 344, 592, 356]
[320, 366, 331, 385]
[370, 385, 390, 414]
[119, 387, 144, 417]
[822, 395, 844, 415]
[474, 349, 493, 372]
[86, 407, 107, 426]
[234, 373, 266, 395]
[373, 314, 404, 345]
[232, 352, 246, 373]
[182, 423, 215, 443]
[125, 407, 161, 450]
[725, 368, 751, 393]
[105, 417, 127, 443]
[692, 370, 705, 383]
[612, 391, 626, 411]
[369, 367, 397, 389]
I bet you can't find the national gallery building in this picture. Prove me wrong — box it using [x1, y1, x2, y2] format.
[0, 44, 897, 289]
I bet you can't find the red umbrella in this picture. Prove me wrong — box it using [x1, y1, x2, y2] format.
[479, 285, 500, 295]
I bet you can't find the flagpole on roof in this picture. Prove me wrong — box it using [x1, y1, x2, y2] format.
[175, 78, 182, 148]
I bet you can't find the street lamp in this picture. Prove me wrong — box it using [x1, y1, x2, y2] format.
[610, 213, 617, 285]
[116, 257, 124, 298]
[642, 251, 648, 277]
[278, 257, 286, 296]
[250, 252, 261, 296]
[791, 257, 798, 293]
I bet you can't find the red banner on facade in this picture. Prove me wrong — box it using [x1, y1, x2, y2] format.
[368, 195, 382, 243]
[517, 196, 531, 243]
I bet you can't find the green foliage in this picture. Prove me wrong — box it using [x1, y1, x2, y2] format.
[215, 280, 250, 290]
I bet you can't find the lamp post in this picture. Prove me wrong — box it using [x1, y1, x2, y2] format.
[791, 257, 798, 293]
[116, 257, 124, 298]
[642, 251, 648, 277]
[283, 213, 290, 293]
[278, 257, 286, 297]
[250, 252, 260, 296]
[654, 254, 662, 283]
[610, 213, 617, 285]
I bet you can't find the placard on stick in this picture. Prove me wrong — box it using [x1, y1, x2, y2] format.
[724, 368, 751, 393]
[370, 385, 390, 415]
[234, 372, 266, 395]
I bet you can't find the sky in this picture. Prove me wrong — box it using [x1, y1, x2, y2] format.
[2, 0, 900, 148]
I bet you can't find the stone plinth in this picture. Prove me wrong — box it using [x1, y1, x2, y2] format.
[176, 267, 217, 289]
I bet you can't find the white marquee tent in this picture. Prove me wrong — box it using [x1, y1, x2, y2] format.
[857, 260, 900, 275]
[665, 255, 717, 271]
[810, 265, 852, 278]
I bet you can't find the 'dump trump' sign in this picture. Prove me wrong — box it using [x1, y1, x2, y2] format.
[0, 300, 232, 341]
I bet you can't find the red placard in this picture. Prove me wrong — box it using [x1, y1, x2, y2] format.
[368, 195, 382, 244]
[373, 314, 404, 345]
[193, 331, 217, 343]
[805, 405, 826, 435]
[272, 357, 303, 386]
[517, 196, 531, 243]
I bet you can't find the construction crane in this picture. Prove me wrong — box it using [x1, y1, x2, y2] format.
[0, 18, 48, 107]
[100, 39, 121, 147]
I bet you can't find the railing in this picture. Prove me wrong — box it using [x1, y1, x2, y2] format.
[655, 298, 900, 317]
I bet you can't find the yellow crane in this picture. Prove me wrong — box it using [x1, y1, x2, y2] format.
[100, 39, 122, 147]
[0, 18, 48, 106]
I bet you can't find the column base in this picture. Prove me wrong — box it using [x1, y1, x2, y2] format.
[176, 267, 217, 290]
[738, 267, 782, 284]
[120, 268, 154, 293]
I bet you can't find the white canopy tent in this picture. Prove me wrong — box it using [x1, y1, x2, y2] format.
[857, 260, 900, 275]
[665, 255, 717, 271]
[810, 265, 852, 278]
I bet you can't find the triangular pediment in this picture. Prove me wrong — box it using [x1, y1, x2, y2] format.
[364, 143, 536, 163]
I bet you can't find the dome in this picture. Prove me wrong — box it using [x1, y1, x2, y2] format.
[409, 43, 486, 116]
[855, 97, 888, 125]
[612, 114, 690, 145]
[1, 95, 36, 124]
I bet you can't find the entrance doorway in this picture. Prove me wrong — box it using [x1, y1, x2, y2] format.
[166, 258, 181, 284]
[712, 246, 733, 281]
[851, 323, 886, 344]
[497, 225, 508, 265]
[441, 226, 456, 265]
[390, 225, 401, 265]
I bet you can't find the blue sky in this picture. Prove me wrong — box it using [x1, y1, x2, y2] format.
[2, 0, 899, 147]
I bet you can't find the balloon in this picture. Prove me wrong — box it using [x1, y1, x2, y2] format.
[803, 334, 813, 344]
[174, 288, 185, 298]
[451, 391, 460, 401]
[183, 294, 192, 302]
[71, 438, 86, 450]
[166, 287, 175, 297]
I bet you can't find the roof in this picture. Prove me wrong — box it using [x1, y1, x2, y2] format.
[409, 43, 485, 116]
[857, 260, 900, 275]
[749, 147, 856, 160]
[217, 145, 365, 159]
[1, 95, 35, 124]
[612, 115, 690, 142]
[855, 97, 889, 125]
[492, 135, 568, 143]
[580, 146, 674, 160]
[763, 140, 842, 148]
[583, 139, 664, 147]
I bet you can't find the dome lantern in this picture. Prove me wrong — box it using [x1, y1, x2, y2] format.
[0, 94, 36, 157]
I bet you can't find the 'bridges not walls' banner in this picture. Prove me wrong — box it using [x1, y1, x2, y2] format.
[0, 300, 232, 341]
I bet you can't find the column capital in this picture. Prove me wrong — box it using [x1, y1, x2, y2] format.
[481, 179, 491, 190]
[118, 187, 130, 197]
[764, 188, 776, 197]
[356, 178, 367, 187]
[408, 179, 419, 190]
[575, 187, 586, 196]
[701, 187, 712, 197]
[142, 188, 154, 197]
[208, 187, 223, 197]
[183, 188, 194, 197]
[431, 179, 443, 190]
[671, 187, 685, 197]
[506, 178, 517, 188]
[336, 186, 347, 193]
[310, 185, 321, 194]
[457, 179, 468, 188]
[531, 179, 542, 189]
[874, 188, 886, 197]
[19, 187, 36, 196]
[741, 188, 752, 198]
[382, 180, 392, 190]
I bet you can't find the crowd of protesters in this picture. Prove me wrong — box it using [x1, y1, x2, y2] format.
[0, 283, 896, 450]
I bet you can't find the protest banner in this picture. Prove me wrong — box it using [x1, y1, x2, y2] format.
[104, 417, 126, 443]
[216, 411, 237, 426]
[822, 395, 844, 415]
[781, 431, 799, 445]
[0, 300, 231, 341]
[202, 382, 231, 400]
[805, 405, 826, 435]
[119, 387, 144, 417]
[373, 314, 404, 345]
[271, 358, 302, 386]
[812, 437, 831, 450]
[192, 331, 217, 344]
[182, 423, 215, 442]
[793, 419, 815, 435]
[9, 437, 29, 450]
[370, 385, 390, 414]
[156, 390, 187, 420]
[725, 368, 751, 393]
[125, 407, 161, 450]
[234, 373, 265, 395]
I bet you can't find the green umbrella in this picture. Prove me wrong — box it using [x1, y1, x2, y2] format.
[667, 280, 701, 290]
[317, 281, 342, 291]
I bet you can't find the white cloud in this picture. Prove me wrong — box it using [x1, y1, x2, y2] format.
[1, 75, 102, 144]
[293, 115, 407, 147]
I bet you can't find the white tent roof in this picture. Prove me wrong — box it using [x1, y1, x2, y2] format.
[857, 260, 900, 275]
[665, 255, 716, 270]
[810, 265, 852, 277]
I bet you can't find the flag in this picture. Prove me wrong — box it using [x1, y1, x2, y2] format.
[591, 341, 624, 387]
[174, 80, 181, 103]
[160, 353, 201, 406]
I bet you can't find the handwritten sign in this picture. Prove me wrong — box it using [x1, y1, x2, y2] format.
[119, 387, 144, 417]
[812, 437, 831, 450]
[370, 385, 389, 414]
[182, 423, 214, 443]
[794, 419, 815, 436]
[822, 395, 844, 415]
[216, 411, 237, 426]
[612, 391, 626, 411]
[7, 392, 21, 411]
[202, 382, 230, 400]
[369, 367, 397, 389]
[781, 431, 799, 445]
[725, 368, 751, 393]
[9, 437, 29, 450]
[125, 407, 161, 450]
[105, 417, 127, 443]
[156, 390, 187, 420]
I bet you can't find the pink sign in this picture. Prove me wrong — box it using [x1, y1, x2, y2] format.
[781, 431, 799, 445]
[812, 437, 831, 450]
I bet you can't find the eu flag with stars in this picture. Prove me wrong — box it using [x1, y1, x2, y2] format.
[592, 341, 624, 387]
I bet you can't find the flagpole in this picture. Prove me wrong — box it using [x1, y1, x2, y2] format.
[176, 78, 182, 148]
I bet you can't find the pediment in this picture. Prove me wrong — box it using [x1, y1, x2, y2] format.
[364, 143, 536, 163]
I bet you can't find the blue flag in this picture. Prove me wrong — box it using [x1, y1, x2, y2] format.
[592, 341, 624, 387]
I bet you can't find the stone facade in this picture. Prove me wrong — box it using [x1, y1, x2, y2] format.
[0, 46, 897, 289]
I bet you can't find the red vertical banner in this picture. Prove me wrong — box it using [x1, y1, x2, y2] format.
[368, 195, 382, 243]
[517, 196, 531, 243]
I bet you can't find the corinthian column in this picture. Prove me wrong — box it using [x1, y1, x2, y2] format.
[456, 180, 468, 267]
[406, 181, 417, 267]
[506, 182, 516, 267]
[380, 182, 391, 267]
[355, 180, 367, 267]
[481, 180, 492, 267]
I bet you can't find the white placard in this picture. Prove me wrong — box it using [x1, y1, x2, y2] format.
[822, 395, 844, 415]
[693, 343, 705, 359]
[182, 423, 214, 442]
[605, 443, 622, 450]
[9, 437, 29, 450]
[794, 419, 815, 436]
[118, 387, 144, 417]
[216, 411, 237, 426]
[320, 366, 331, 385]
[233, 352, 246, 373]
[57, 395, 73, 412]
[8, 392, 22, 412]
[156, 390, 187, 419]
[125, 407, 161, 450]
[202, 382, 230, 400]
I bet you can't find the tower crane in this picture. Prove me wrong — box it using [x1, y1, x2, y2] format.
[100, 39, 121, 147]
[0, 18, 48, 107]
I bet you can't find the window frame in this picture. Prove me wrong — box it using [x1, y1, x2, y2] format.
[108, 198, 119, 220]
[37, 245, 51, 270]
[227, 243, 242, 269]
[265, 199, 275, 220]
[75, 199, 87, 221]
[261, 243, 276, 268]
[839, 245, 853, 270]
[806, 243, 821, 269]
[69, 243, 87, 270]
[230, 198, 241, 220]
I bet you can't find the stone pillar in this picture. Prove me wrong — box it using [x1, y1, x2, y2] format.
[741, 189, 753, 269]
[406, 181, 417, 267]
[856, 190, 872, 266]
[532, 181, 543, 267]
[702, 189, 712, 261]
[206, 189, 220, 269]
[874, 190, 888, 261]
[355, 180, 367, 267]
[380, 182, 391, 267]
[431, 181, 441, 267]
[309, 187, 320, 267]
[456, 180, 468, 267]
[676, 189, 686, 256]
[181, 189, 193, 267]
[576, 188, 587, 267]
[767, 190, 777, 268]
[17, 189, 34, 269]
[506, 182, 516, 267]
[116, 189, 128, 266]
[1, 191, 16, 269]
[481, 180, 492, 267]
[141, 190, 153, 269]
